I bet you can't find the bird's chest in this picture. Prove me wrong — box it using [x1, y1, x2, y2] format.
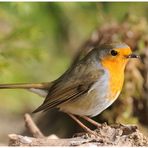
[85, 69, 124, 117]
[101, 59, 125, 101]
[107, 67, 124, 101]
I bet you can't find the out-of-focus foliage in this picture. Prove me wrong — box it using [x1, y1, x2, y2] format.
[0, 2, 100, 113]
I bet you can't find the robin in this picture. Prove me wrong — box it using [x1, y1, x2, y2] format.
[0, 43, 139, 135]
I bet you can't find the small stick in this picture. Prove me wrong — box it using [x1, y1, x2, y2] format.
[24, 113, 44, 138]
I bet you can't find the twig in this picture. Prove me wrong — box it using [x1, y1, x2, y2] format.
[8, 134, 92, 146]
[24, 113, 44, 138]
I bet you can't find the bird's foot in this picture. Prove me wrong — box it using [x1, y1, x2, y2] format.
[67, 113, 98, 138]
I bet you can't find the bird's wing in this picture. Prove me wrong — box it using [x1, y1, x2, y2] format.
[33, 81, 94, 113]
[33, 64, 104, 113]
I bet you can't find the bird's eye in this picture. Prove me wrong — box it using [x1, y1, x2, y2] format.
[110, 50, 118, 56]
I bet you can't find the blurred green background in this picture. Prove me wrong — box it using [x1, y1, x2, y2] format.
[0, 2, 100, 113]
[0, 2, 148, 145]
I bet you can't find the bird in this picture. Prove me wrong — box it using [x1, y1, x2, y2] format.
[0, 43, 139, 135]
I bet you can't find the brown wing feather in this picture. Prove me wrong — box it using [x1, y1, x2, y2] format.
[32, 81, 93, 113]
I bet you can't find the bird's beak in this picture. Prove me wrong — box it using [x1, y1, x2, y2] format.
[126, 54, 140, 59]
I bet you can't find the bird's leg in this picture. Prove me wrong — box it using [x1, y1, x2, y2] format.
[67, 113, 97, 136]
[80, 116, 101, 128]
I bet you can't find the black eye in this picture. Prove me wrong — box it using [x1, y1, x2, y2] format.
[110, 50, 118, 56]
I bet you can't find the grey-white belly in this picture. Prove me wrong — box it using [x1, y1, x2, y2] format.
[59, 73, 116, 117]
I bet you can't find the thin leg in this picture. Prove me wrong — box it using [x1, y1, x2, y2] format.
[67, 113, 97, 136]
[80, 116, 101, 128]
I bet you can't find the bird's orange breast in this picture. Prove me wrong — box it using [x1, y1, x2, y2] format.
[101, 57, 127, 101]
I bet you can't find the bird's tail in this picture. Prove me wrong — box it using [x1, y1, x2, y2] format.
[0, 82, 53, 97]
